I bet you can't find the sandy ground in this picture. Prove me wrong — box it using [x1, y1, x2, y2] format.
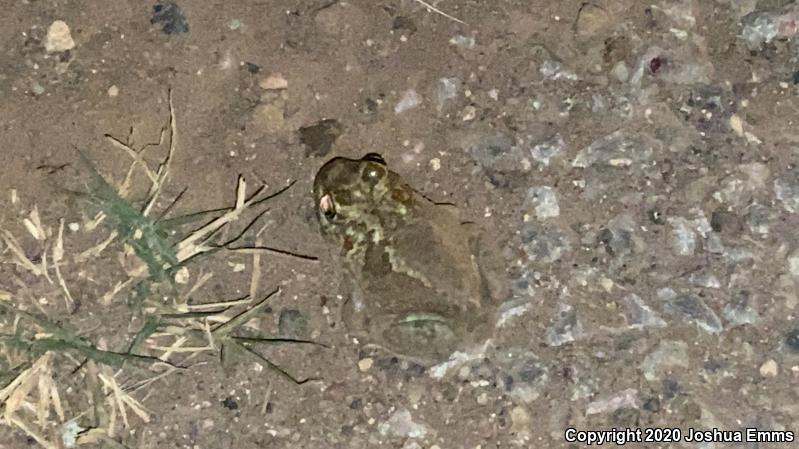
[2, 1, 799, 448]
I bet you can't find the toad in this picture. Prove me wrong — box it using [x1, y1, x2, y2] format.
[313, 153, 505, 364]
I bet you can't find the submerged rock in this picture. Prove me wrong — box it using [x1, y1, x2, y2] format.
[642, 340, 689, 381]
[526, 186, 560, 219]
[378, 408, 429, 439]
[621, 294, 667, 329]
[494, 350, 550, 403]
[545, 303, 584, 346]
[300, 119, 343, 157]
[572, 130, 660, 169]
[658, 289, 722, 334]
[151, 2, 189, 34]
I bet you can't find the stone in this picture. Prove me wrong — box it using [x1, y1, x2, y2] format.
[529, 134, 565, 166]
[260, 73, 288, 90]
[510, 406, 531, 434]
[526, 186, 560, 219]
[378, 408, 429, 439]
[358, 357, 373, 372]
[759, 359, 778, 377]
[575, 3, 613, 41]
[775, 175, 799, 213]
[642, 340, 689, 381]
[495, 350, 549, 403]
[586, 389, 639, 415]
[45, 20, 75, 52]
[278, 309, 308, 338]
[660, 292, 723, 334]
[545, 303, 584, 346]
[784, 328, 799, 353]
[151, 2, 189, 34]
[520, 223, 572, 264]
[621, 294, 666, 329]
[395, 89, 422, 114]
[572, 130, 659, 168]
[722, 290, 759, 326]
[299, 119, 343, 157]
[252, 104, 285, 133]
[436, 77, 460, 113]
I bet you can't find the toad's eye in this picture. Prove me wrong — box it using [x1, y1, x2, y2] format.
[361, 163, 386, 187]
[319, 194, 337, 220]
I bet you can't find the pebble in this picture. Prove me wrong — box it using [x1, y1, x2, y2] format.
[510, 406, 531, 434]
[529, 134, 565, 166]
[31, 82, 45, 95]
[461, 105, 477, 121]
[668, 218, 697, 256]
[449, 34, 475, 49]
[526, 186, 560, 219]
[436, 77, 460, 113]
[378, 408, 429, 438]
[572, 130, 657, 168]
[358, 357, 373, 372]
[729, 114, 744, 136]
[642, 340, 689, 381]
[252, 103, 285, 132]
[151, 2, 189, 34]
[545, 303, 584, 346]
[107, 85, 119, 97]
[45, 20, 75, 52]
[173, 266, 189, 284]
[759, 359, 778, 377]
[574, 3, 612, 41]
[789, 252, 799, 277]
[586, 388, 639, 415]
[299, 119, 343, 157]
[722, 291, 759, 327]
[621, 294, 666, 329]
[775, 176, 799, 213]
[260, 73, 288, 90]
[395, 89, 422, 114]
[611, 61, 630, 82]
[520, 223, 572, 264]
[784, 329, 799, 353]
[660, 291, 723, 334]
[278, 309, 308, 338]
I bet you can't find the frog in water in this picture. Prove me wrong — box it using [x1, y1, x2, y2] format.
[313, 153, 506, 364]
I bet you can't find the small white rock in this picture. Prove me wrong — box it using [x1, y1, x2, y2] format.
[729, 114, 744, 136]
[107, 85, 119, 97]
[759, 359, 778, 377]
[429, 158, 441, 171]
[231, 262, 246, 272]
[174, 266, 190, 284]
[45, 20, 76, 52]
[358, 357, 373, 372]
[259, 73, 288, 90]
[461, 105, 477, 121]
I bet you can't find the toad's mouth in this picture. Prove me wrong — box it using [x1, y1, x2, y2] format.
[319, 193, 336, 219]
